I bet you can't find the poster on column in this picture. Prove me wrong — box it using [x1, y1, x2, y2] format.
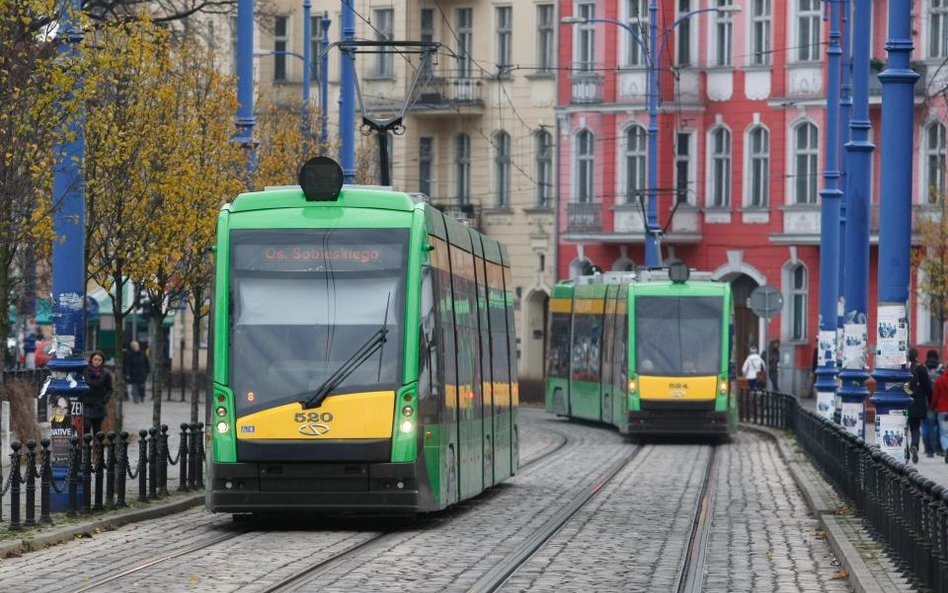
[816, 390, 835, 420]
[875, 304, 908, 368]
[877, 410, 908, 460]
[818, 331, 836, 367]
[843, 323, 867, 369]
[841, 402, 864, 438]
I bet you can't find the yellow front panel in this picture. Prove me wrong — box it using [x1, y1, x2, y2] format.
[550, 298, 572, 313]
[235, 391, 395, 440]
[638, 376, 718, 401]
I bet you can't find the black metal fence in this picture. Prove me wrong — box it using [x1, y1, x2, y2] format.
[0, 423, 205, 530]
[739, 388, 948, 592]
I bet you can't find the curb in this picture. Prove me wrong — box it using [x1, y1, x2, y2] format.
[741, 423, 887, 593]
[0, 492, 204, 559]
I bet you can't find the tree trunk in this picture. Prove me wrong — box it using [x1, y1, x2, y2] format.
[110, 273, 128, 435]
[150, 310, 164, 428]
[190, 284, 204, 424]
[0, 244, 11, 370]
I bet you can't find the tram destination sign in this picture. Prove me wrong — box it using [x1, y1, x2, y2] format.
[233, 241, 403, 272]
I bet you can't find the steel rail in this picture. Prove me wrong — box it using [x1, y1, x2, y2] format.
[674, 445, 719, 593]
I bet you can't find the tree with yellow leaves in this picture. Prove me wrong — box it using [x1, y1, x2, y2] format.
[0, 0, 87, 366]
[253, 101, 326, 189]
[913, 189, 948, 352]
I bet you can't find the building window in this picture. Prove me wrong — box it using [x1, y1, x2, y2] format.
[624, 0, 648, 67]
[457, 8, 473, 78]
[675, 131, 693, 204]
[925, 121, 947, 201]
[710, 127, 731, 207]
[494, 131, 511, 207]
[576, 130, 595, 203]
[797, 0, 821, 61]
[789, 263, 808, 341]
[456, 133, 471, 204]
[715, 0, 734, 66]
[751, 0, 771, 65]
[419, 137, 433, 196]
[677, 0, 691, 65]
[537, 4, 555, 73]
[624, 125, 647, 204]
[793, 122, 819, 204]
[576, 2, 596, 72]
[932, 0, 948, 58]
[274, 16, 288, 82]
[536, 130, 553, 207]
[496, 6, 513, 72]
[231, 17, 239, 75]
[748, 127, 770, 207]
[420, 9, 435, 79]
[373, 9, 394, 77]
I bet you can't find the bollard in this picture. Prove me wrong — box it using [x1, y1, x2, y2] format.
[187, 422, 198, 489]
[177, 423, 189, 492]
[81, 433, 93, 513]
[196, 422, 205, 488]
[24, 440, 37, 527]
[67, 436, 79, 517]
[138, 429, 148, 502]
[39, 438, 52, 524]
[93, 432, 105, 511]
[158, 425, 169, 496]
[105, 432, 116, 509]
[148, 427, 158, 500]
[9, 440, 22, 530]
[116, 431, 129, 508]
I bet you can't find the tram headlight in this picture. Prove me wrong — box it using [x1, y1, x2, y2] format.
[400, 420, 414, 433]
[216, 421, 229, 433]
[719, 380, 729, 395]
[216, 406, 227, 417]
[402, 406, 414, 417]
[628, 379, 638, 393]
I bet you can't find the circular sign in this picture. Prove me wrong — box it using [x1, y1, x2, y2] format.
[749, 284, 783, 319]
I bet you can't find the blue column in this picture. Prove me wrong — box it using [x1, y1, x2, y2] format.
[320, 12, 331, 147]
[301, 0, 312, 154]
[839, 0, 873, 439]
[815, 0, 843, 423]
[644, 0, 661, 267]
[837, 0, 851, 354]
[870, 0, 917, 457]
[235, 0, 256, 177]
[339, 0, 356, 183]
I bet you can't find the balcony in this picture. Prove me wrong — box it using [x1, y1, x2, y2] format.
[773, 201, 943, 243]
[431, 200, 482, 230]
[566, 202, 602, 232]
[869, 61, 928, 96]
[410, 76, 484, 115]
[570, 72, 603, 104]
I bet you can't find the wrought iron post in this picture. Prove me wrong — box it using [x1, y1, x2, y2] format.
[24, 440, 36, 527]
[116, 431, 129, 508]
[148, 427, 158, 500]
[93, 432, 104, 511]
[106, 432, 116, 509]
[178, 423, 189, 492]
[67, 435, 79, 517]
[158, 425, 169, 496]
[137, 429, 148, 502]
[40, 438, 52, 523]
[9, 441, 22, 530]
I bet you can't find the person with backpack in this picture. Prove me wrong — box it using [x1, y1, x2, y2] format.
[908, 347, 934, 463]
[932, 361, 948, 463]
[923, 350, 943, 457]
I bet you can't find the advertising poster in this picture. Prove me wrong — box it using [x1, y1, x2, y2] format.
[875, 304, 908, 368]
[816, 390, 835, 420]
[49, 391, 83, 466]
[843, 323, 867, 369]
[841, 402, 864, 438]
[877, 410, 908, 460]
[818, 330, 836, 367]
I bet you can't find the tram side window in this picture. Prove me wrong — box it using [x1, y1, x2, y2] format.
[614, 307, 628, 392]
[419, 263, 442, 418]
[571, 312, 602, 383]
[547, 311, 571, 379]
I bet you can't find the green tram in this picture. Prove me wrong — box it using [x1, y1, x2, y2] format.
[207, 158, 518, 514]
[546, 265, 736, 437]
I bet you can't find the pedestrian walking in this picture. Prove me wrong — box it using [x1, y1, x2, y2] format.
[923, 349, 943, 457]
[907, 347, 934, 463]
[742, 346, 766, 391]
[23, 329, 36, 370]
[932, 367, 948, 463]
[766, 339, 780, 392]
[124, 341, 150, 404]
[82, 350, 113, 435]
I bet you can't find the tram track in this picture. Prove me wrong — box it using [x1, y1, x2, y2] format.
[674, 445, 719, 593]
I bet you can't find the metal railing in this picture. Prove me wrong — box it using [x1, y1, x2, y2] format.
[739, 388, 948, 592]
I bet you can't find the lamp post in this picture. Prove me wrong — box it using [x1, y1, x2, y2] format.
[871, 0, 918, 458]
[815, 0, 843, 423]
[235, 0, 256, 178]
[340, 0, 356, 184]
[320, 12, 331, 147]
[562, 5, 739, 268]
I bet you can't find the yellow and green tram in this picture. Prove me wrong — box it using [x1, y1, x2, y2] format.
[546, 265, 736, 437]
[207, 158, 518, 514]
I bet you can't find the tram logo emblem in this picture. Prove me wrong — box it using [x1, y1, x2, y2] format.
[295, 411, 334, 437]
[298, 423, 331, 436]
[668, 383, 688, 398]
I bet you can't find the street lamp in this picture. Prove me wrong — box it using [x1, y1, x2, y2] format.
[563, 5, 740, 268]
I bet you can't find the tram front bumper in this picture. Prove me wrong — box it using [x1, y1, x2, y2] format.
[625, 408, 732, 435]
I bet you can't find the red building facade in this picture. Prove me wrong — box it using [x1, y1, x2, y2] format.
[555, 0, 945, 389]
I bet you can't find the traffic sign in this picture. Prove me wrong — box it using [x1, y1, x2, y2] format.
[749, 284, 783, 319]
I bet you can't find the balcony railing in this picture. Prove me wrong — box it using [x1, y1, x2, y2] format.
[570, 72, 603, 104]
[868, 61, 927, 96]
[412, 76, 484, 111]
[567, 202, 602, 232]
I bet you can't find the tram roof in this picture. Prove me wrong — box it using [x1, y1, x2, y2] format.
[228, 184, 418, 213]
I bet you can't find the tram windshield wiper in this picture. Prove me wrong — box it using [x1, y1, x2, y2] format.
[299, 327, 388, 410]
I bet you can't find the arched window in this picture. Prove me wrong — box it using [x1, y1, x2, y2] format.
[747, 126, 770, 207]
[709, 127, 731, 207]
[535, 130, 553, 207]
[624, 125, 647, 204]
[924, 121, 946, 201]
[930, 0, 948, 58]
[494, 130, 511, 207]
[793, 122, 819, 204]
[455, 133, 471, 204]
[575, 130, 595, 203]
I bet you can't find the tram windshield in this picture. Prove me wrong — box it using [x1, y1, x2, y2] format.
[229, 228, 408, 415]
[634, 296, 723, 377]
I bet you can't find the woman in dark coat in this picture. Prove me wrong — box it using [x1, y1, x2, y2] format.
[82, 350, 113, 436]
[908, 347, 933, 463]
